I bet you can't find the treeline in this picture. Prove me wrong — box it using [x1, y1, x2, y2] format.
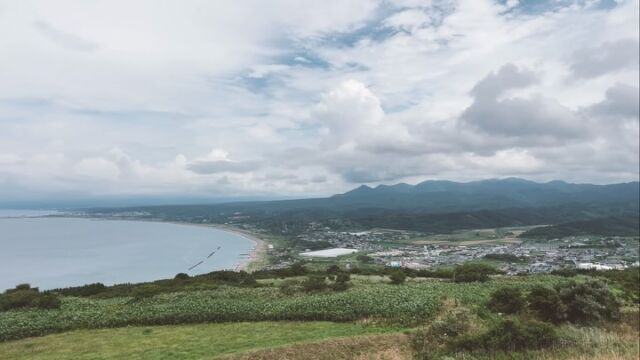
[519, 216, 640, 239]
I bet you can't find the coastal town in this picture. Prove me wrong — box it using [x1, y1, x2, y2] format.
[261, 224, 640, 274]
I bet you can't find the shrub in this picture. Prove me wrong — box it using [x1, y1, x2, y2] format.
[29, 294, 61, 310]
[331, 272, 351, 292]
[431, 308, 473, 339]
[331, 281, 350, 292]
[0, 286, 61, 312]
[5, 284, 33, 294]
[302, 275, 327, 292]
[335, 272, 350, 283]
[278, 279, 301, 295]
[487, 287, 525, 314]
[453, 318, 558, 352]
[411, 308, 473, 359]
[389, 271, 406, 285]
[527, 286, 567, 323]
[557, 280, 620, 324]
[130, 284, 162, 301]
[453, 263, 499, 283]
[174, 273, 190, 280]
[50, 283, 106, 297]
[325, 265, 340, 274]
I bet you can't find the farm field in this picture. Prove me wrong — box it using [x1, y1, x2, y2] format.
[410, 226, 538, 245]
[0, 321, 398, 360]
[0, 275, 567, 342]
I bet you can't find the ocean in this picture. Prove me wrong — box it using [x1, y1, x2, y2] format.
[0, 216, 254, 291]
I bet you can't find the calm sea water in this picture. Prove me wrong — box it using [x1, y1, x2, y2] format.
[0, 217, 254, 291]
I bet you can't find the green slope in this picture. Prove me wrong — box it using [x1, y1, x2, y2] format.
[0, 322, 397, 360]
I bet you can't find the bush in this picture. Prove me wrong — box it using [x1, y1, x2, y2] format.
[487, 287, 525, 314]
[278, 279, 301, 295]
[527, 286, 567, 323]
[453, 318, 559, 352]
[0, 286, 61, 312]
[174, 273, 190, 280]
[411, 308, 473, 359]
[331, 272, 351, 292]
[453, 263, 499, 283]
[558, 280, 620, 324]
[331, 281, 350, 292]
[389, 271, 406, 285]
[325, 265, 340, 274]
[29, 294, 61, 310]
[50, 283, 106, 297]
[302, 275, 327, 292]
[130, 284, 162, 301]
[336, 272, 351, 283]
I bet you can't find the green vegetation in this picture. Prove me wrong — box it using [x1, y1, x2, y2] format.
[553, 266, 640, 303]
[0, 285, 61, 312]
[0, 263, 637, 359]
[487, 287, 526, 314]
[0, 321, 396, 360]
[519, 216, 640, 239]
[409, 280, 625, 359]
[0, 274, 567, 342]
[453, 262, 501, 282]
[389, 270, 407, 285]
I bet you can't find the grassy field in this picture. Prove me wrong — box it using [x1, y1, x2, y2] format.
[0, 321, 400, 360]
[2, 318, 637, 360]
[0, 275, 568, 341]
[1, 268, 636, 359]
[410, 226, 536, 245]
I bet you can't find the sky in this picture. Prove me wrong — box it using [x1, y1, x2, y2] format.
[0, 0, 638, 205]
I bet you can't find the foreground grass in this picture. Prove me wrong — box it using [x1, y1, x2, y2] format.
[225, 322, 640, 360]
[0, 321, 399, 360]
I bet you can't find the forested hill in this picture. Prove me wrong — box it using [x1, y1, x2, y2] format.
[518, 216, 640, 239]
[325, 178, 639, 212]
[86, 178, 639, 233]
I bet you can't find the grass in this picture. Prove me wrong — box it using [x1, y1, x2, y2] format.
[0, 321, 400, 360]
[410, 226, 536, 245]
[0, 275, 568, 341]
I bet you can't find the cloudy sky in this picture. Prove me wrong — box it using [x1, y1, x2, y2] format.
[0, 0, 638, 204]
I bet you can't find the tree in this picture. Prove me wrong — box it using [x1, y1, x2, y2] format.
[487, 287, 525, 314]
[325, 265, 340, 274]
[453, 263, 499, 283]
[335, 272, 350, 283]
[389, 270, 406, 285]
[174, 273, 190, 280]
[302, 275, 327, 292]
[558, 280, 620, 324]
[527, 286, 567, 323]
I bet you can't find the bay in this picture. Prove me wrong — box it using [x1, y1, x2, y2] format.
[0, 217, 254, 291]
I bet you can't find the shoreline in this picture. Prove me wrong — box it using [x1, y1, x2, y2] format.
[54, 216, 270, 273]
[179, 222, 268, 272]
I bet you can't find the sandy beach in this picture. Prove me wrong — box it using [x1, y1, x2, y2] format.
[196, 223, 268, 271]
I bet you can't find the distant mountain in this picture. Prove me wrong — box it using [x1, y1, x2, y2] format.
[87, 178, 639, 233]
[328, 178, 639, 213]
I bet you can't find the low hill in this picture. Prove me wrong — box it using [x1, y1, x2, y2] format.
[519, 216, 640, 239]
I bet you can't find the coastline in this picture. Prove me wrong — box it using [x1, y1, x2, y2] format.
[97, 218, 269, 272]
[192, 223, 268, 272]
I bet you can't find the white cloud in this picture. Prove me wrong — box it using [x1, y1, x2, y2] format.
[0, 0, 638, 203]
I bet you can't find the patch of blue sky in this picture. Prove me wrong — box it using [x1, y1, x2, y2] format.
[504, 0, 619, 14]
